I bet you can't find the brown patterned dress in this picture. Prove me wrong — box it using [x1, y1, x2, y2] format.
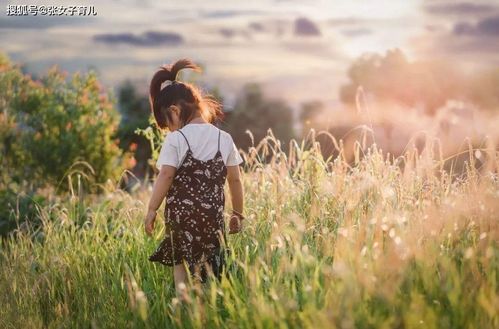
[148, 128, 228, 282]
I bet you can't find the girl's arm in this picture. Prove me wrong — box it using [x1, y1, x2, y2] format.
[145, 165, 176, 236]
[227, 165, 244, 215]
[148, 165, 177, 211]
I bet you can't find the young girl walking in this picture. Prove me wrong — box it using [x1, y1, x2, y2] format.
[143, 59, 245, 296]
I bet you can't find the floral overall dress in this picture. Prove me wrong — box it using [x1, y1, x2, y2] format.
[148, 128, 228, 283]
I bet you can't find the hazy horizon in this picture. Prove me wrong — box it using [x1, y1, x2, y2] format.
[1, 0, 499, 111]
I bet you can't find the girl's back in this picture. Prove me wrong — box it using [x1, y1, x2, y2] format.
[155, 123, 243, 170]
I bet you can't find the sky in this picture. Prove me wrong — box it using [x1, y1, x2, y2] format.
[1, 0, 499, 112]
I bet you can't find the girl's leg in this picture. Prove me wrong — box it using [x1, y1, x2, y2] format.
[173, 263, 188, 297]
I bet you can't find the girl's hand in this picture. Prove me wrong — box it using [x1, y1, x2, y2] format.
[144, 209, 157, 236]
[228, 212, 244, 234]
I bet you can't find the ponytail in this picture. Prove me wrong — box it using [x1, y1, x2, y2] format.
[149, 59, 205, 129]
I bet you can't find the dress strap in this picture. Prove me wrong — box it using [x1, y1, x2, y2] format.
[217, 129, 221, 152]
[178, 130, 191, 151]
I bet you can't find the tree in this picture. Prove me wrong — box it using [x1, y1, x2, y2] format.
[0, 53, 122, 193]
[223, 83, 295, 151]
[340, 49, 468, 115]
[116, 81, 152, 182]
[299, 100, 324, 137]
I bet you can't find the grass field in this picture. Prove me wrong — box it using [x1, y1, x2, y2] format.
[1, 130, 497, 328]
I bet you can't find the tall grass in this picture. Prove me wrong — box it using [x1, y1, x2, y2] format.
[1, 128, 497, 329]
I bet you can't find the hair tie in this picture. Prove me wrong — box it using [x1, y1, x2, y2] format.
[171, 80, 178, 85]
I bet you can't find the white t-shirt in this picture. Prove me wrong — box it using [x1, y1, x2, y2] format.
[155, 123, 243, 170]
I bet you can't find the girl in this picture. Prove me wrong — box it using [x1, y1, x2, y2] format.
[143, 59, 245, 296]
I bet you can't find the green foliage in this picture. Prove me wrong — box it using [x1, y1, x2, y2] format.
[116, 80, 151, 150]
[0, 186, 47, 236]
[0, 53, 123, 192]
[115, 81, 154, 180]
[0, 53, 123, 235]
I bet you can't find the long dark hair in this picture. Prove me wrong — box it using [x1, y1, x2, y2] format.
[149, 58, 224, 129]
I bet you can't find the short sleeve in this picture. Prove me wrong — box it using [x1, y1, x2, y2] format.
[226, 138, 243, 166]
[155, 132, 179, 170]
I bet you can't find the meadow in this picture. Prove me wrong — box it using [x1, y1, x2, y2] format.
[1, 129, 497, 329]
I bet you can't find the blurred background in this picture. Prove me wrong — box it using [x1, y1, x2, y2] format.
[1, 0, 499, 205]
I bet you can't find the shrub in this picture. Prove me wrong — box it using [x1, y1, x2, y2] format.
[0, 53, 123, 193]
